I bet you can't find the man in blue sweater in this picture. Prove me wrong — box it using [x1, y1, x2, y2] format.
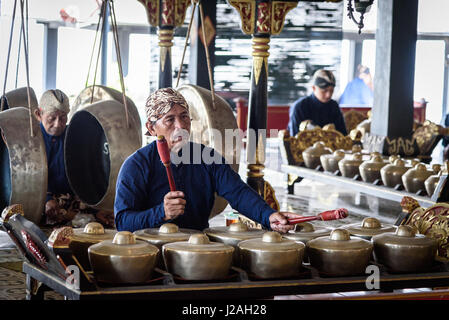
[114, 88, 301, 233]
[287, 69, 347, 136]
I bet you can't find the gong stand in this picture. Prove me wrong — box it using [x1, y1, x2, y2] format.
[175, 0, 216, 110]
[138, 0, 192, 89]
[1, 0, 34, 136]
[85, 0, 130, 128]
[228, 0, 298, 209]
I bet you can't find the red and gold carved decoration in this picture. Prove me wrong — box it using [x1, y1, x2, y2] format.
[229, 0, 298, 35]
[138, 0, 191, 27]
[264, 180, 280, 211]
[404, 201, 449, 261]
[138, 0, 159, 26]
[228, 0, 256, 35]
[256, 2, 271, 34]
[175, 0, 192, 27]
[271, 1, 298, 35]
[162, 0, 175, 26]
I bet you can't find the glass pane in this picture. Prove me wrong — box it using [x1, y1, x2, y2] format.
[414, 40, 445, 124]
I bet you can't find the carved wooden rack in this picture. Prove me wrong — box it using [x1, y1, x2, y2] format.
[281, 164, 436, 209]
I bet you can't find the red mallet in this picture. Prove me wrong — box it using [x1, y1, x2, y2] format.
[156, 135, 177, 191]
[276, 208, 348, 225]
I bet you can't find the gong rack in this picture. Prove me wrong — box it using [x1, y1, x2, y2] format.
[4, 213, 449, 300]
[281, 164, 436, 209]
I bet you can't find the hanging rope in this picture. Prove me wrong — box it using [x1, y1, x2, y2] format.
[84, 0, 130, 128]
[176, 1, 197, 88]
[14, 0, 29, 90]
[175, 0, 216, 110]
[199, 1, 216, 111]
[1, 0, 18, 111]
[85, 0, 104, 89]
[19, 0, 33, 137]
[15, 22, 22, 89]
[89, 0, 108, 104]
[109, 0, 129, 129]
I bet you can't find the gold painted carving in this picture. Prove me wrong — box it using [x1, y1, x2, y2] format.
[228, 0, 256, 35]
[414, 120, 447, 156]
[343, 109, 368, 133]
[175, 0, 191, 27]
[256, 2, 271, 34]
[252, 37, 270, 85]
[404, 200, 449, 261]
[282, 124, 354, 164]
[158, 29, 174, 72]
[271, 1, 298, 35]
[138, 0, 159, 26]
[162, 0, 175, 26]
[385, 136, 416, 156]
[264, 180, 280, 211]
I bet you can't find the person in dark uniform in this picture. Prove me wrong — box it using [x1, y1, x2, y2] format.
[287, 69, 347, 136]
[114, 88, 301, 233]
[34, 89, 113, 227]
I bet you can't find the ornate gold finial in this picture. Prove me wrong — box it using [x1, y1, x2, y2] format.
[252, 37, 270, 85]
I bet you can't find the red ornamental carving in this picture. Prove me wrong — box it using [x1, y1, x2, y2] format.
[257, 2, 271, 33]
[162, 0, 175, 26]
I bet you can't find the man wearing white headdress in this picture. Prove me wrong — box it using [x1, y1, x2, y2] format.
[34, 89, 115, 227]
[34, 89, 74, 225]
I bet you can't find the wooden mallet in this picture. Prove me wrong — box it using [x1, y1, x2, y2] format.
[275, 208, 348, 225]
[156, 135, 177, 191]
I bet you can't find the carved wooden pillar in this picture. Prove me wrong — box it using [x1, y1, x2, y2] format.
[138, 0, 191, 88]
[228, 0, 298, 210]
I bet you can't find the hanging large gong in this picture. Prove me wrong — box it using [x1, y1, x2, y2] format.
[64, 100, 142, 212]
[0, 107, 47, 224]
[70, 85, 142, 146]
[1, 87, 38, 111]
[176, 84, 240, 219]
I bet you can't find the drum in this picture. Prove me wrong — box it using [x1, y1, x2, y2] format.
[176, 84, 240, 219]
[0, 107, 47, 224]
[64, 100, 142, 212]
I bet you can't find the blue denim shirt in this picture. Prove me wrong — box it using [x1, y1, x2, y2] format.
[114, 141, 275, 232]
[40, 123, 72, 200]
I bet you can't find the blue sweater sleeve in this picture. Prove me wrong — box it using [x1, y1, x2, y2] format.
[114, 156, 166, 232]
[211, 158, 276, 229]
[287, 99, 305, 136]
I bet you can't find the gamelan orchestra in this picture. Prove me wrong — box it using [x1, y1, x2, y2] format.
[1, 0, 449, 301]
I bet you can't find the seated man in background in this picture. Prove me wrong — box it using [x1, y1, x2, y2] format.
[34, 89, 114, 227]
[114, 88, 301, 233]
[339, 65, 374, 107]
[287, 69, 347, 137]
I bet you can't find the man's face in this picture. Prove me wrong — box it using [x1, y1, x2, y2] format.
[35, 109, 68, 136]
[312, 85, 334, 104]
[146, 104, 191, 152]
